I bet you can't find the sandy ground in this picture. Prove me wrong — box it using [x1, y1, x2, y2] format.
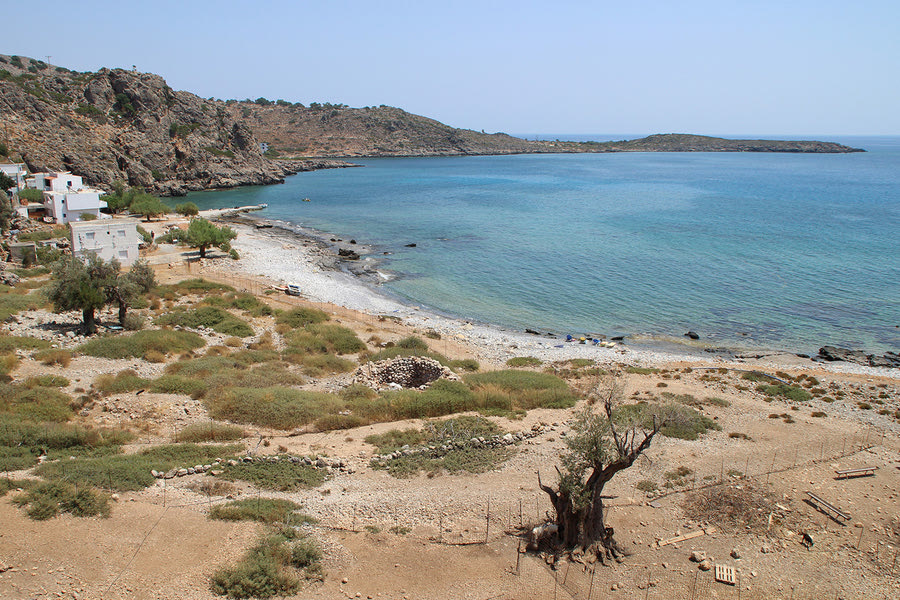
[1, 212, 898, 600]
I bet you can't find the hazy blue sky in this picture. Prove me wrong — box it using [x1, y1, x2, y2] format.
[5, 0, 898, 135]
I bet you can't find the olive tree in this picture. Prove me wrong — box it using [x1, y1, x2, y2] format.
[46, 256, 156, 334]
[129, 196, 170, 222]
[46, 255, 118, 334]
[185, 217, 236, 258]
[537, 377, 662, 563]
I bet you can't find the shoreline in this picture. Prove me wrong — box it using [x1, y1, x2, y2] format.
[201, 211, 898, 379]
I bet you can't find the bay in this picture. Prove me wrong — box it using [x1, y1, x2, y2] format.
[185, 136, 900, 356]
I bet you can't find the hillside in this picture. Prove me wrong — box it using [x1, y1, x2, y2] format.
[0, 54, 348, 196]
[0, 54, 863, 196]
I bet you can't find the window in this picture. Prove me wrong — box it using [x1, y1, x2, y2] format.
[86, 232, 95, 240]
[119, 250, 128, 259]
[118, 230, 126, 237]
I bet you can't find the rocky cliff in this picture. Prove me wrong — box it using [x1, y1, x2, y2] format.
[0, 54, 863, 197]
[0, 54, 350, 195]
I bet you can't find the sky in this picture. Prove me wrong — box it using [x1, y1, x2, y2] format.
[4, 0, 899, 136]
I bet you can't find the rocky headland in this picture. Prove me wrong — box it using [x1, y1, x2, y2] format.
[0, 54, 862, 196]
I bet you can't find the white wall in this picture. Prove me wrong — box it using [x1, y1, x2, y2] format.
[69, 219, 141, 265]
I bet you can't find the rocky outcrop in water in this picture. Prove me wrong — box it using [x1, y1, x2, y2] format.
[817, 346, 900, 369]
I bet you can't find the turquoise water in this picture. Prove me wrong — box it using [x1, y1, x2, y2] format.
[186, 137, 900, 355]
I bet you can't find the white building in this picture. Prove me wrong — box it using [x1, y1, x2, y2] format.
[0, 163, 27, 190]
[26, 171, 108, 224]
[69, 218, 141, 266]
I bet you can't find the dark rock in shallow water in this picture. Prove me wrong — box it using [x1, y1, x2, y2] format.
[795, 353, 810, 359]
[817, 346, 900, 368]
[525, 329, 541, 335]
[338, 248, 360, 260]
[405, 243, 417, 247]
[610, 335, 625, 342]
[685, 331, 700, 340]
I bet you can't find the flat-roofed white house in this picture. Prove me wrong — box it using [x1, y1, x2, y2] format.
[24, 171, 109, 224]
[0, 163, 27, 190]
[69, 218, 141, 266]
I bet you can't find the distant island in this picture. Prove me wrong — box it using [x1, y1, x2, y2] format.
[0, 53, 863, 195]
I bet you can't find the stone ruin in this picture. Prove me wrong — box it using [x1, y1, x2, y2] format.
[353, 356, 460, 390]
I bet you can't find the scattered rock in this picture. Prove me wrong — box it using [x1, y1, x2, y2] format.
[698, 559, 712, 571]
[730, 548, 741, 559]
[690, 550, 706, 562]
[685, 331, 700, 340]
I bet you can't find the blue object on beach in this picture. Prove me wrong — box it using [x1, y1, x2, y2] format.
[554, 344, 564, 348]
[566, 334, 573, 342]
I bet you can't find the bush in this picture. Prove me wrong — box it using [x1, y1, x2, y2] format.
[33, 348, 72, 367]
[756, 384, 812, 402]
[218, 459, 325, 491]
[24, 375, 69, 388]
[150, 374, 209, 397]
[156, 306, 254, 337]
[448, 359, 479, 372]
[12, 481, 110, 520]
[93, 370, 150, 394]
[34, 443, 241, 491]
[175, 422, 244, 442]
[175, 202, 199, 216]
[364, 428, 427, 453]
[210, 532, 320, 599]
[0, 335, 50, 352]
[0, 384, 74, 422]
[615, 402, 721, 441]
[122, 312, 145, 331]
[506, 356, 542, 367]
[397, 336, 429, 351]
[375, 445, 513, 478]
[0, 416, 131, 471]
[305, 323, 365, 354]
[209, 498, 306, 524]
[206, 387, 341, 429]
[78, 329, 205, 358]
[275, 307, 329, 328]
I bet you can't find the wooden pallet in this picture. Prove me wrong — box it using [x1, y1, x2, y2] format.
[715, 564, 736, 585]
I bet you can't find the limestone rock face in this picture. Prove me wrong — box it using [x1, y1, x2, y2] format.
[0, 55, 309, 195]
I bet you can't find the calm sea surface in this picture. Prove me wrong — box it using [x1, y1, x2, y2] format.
[186, 136, 900, 355]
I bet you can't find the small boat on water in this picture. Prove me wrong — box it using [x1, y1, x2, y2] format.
[302, 197, 311, 202]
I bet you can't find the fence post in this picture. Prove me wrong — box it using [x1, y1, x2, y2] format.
[588, 564, 595, 599]
[438, 511, 443, 545]
[485, 498, 490, 544]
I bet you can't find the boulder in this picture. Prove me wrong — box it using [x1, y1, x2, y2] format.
[685, 331, 700, 340]
[698, 559, 712, 571]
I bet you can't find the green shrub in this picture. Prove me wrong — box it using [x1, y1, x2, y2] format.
[218, 459, 325, 491]
[93, 370, 150, 394]
[12, 481, 110, 520]
[206, 387, 342, 429]
[275, 307, 328, 328]
[156, 306, 254, 337]
[210, 532, 320, 599]
[33, 348, 72, 367]
[175, 202, 199, 216]
[376, 445, 513, 478]
[625, 366, 660, 375]
[205, 292, 273, 317]
[122, 312, 145, 331]
[756, 384, 812, 402]
[24, 374, 69, 388]
[78, 329, 205, 358]
[209, 498, 306, 524]
[306, 323, 365, 354]
[396, 336, 429, 351]
[506, 356, 542, 367]
[34, 443, 241, 491]
[286, 353, 355, 377]
[175, 422, 244, 442]
[615, 402, 721, 441]
[150, 374, 209, 396]
[0, 384, 74, 422]
[448, 359, 479, 372]
[364, 428, 427, 453]
[168, 278, 234, 294]
[0, 416, 132, 471]
[314, 414, 364, 431]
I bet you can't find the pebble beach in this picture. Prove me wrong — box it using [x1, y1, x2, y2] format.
[200, 213, 899, 380]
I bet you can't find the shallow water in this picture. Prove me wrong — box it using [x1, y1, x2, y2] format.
[186, 136, 900, 355]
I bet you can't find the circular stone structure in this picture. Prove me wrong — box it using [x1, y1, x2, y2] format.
[352, 356, 460, 390]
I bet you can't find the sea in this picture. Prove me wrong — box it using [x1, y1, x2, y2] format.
[184, 135, 900, 357]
